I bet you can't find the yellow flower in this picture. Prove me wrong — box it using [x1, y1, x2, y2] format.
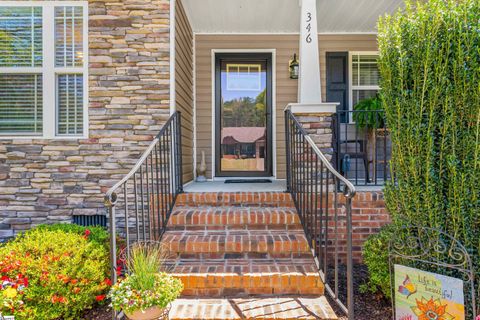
[3, 287, 17, 299]
[411, 297, 454, 320]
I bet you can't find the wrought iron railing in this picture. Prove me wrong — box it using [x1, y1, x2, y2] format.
[334, 110, 391, 187]
[285, 109, 356, 320]
[104, 111, 183, 287]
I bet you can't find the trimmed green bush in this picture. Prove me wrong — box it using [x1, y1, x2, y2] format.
[363, 0, 480, 307]
[360, 225, 394, 298]
[0, 224, 110, 319]
[34, 223, 109, 249]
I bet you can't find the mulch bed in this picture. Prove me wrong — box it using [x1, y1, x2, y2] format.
[81, 304, 112, 320]
[83, 264, 391, 320]
[329, 264, 391, 320]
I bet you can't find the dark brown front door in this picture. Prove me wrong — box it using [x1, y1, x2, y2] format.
[214, 53, 273, 177]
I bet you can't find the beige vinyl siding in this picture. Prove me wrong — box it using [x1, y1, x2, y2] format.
[195, 34, 377, 179]
[175, 0, 194, 183]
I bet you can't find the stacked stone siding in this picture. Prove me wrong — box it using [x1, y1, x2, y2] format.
[293, 112, 334, 158]
[0, 0, 172, 240]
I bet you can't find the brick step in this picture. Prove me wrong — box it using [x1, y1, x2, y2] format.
[161, 230, 311, 256]
[167, 258, 323, 297]
[175, 192, 295, 208]
[167, 207, 301, 230]
[169, 297, 338, 319]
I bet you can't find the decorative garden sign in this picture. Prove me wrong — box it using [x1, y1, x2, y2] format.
[389, 226, 477, 320]
[394, 264, 465, 320]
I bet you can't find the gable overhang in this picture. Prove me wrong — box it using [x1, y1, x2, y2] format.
[181, 0, 405, 34]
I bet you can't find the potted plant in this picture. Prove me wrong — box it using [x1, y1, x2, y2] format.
[108, 243, 183, 320]
[352, 95, 386, 181]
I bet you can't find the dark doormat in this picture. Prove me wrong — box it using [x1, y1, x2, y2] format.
[224, 179, 272, 184]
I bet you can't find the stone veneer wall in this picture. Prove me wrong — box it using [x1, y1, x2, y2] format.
[0, 0, 172, 240]
[292, 112, 334, 158]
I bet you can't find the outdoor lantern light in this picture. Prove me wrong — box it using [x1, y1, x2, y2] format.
[289, 53, 299, 79]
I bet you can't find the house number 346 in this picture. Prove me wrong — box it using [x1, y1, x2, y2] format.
[305, 12, 312, 43]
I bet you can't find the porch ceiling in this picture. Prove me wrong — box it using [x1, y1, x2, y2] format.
[181, 0, 405, 34]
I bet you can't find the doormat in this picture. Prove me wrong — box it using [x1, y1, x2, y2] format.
[224, 179, 272, 184]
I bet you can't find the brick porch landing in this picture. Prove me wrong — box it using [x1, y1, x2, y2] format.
[164, 192, 337, 319]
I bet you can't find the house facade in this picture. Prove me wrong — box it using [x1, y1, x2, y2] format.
[0, 0, 399, 244]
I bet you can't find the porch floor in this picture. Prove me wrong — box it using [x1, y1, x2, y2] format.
[183, 180, 286, 193]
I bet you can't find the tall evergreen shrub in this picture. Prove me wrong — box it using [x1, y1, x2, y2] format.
[374, 0, 479, 307]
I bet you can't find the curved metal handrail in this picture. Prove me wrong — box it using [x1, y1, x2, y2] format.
[287, 109, 356, 198]
[284, 108, 356, 320]
[104, 112, 178, 207]
[104, 137, 159, 207]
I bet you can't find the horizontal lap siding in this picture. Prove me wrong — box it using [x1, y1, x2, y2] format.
[175, 0, 194, 183]
[195, 34, 377, 179]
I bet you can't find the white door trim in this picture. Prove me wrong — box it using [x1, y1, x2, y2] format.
[210, 49, 277, 180]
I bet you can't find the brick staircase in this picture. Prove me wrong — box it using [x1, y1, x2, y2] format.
[163, 192, 337, 320]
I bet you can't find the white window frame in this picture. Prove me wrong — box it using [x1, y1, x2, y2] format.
[0, 1, 88, 139]
[348, 51, 379, 122]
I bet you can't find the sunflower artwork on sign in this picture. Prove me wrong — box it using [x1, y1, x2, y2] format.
[394, 265, 465, 320]
[411, 297, 454, 320]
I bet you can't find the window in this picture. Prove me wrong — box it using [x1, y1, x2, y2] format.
[0, 2, 88, 138]
[350, 52, 380, 109]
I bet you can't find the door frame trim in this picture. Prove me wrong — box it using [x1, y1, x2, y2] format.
[210, 49, 277, 179]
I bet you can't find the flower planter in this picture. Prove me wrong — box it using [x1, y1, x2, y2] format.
[125, 305, 169, 320]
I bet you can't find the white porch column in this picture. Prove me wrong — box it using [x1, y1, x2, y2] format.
[298, 0, 322, 104]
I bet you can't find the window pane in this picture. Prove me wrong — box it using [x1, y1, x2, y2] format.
[57, 74, 83, 135]
[55, 6, 83, 67]
[352, 89, 378, 107]
[352, 55, 379, 86]
[0, 74, 43, 134]
[0, 7, 42, 67]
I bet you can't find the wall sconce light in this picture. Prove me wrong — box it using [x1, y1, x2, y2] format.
[289, 53, 299, 79]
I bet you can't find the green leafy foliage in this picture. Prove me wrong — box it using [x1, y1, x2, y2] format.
[360, 225, 394, 298]
[363, 0, 480, 310]
[352, 96, 384, 129]
[0, 224, 110, 319]
[34, 223, 109, 249]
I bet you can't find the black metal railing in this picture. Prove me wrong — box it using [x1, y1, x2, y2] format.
[334, 110, 391, 186]
[285, 109, 356, 320]
[104, 111, 183, 288]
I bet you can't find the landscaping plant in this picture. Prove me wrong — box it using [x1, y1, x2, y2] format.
[0, 224, 110, 319]
[109, 243, 183, 319]
[363, 0, 480, 313]
[352, 96, 384, 129]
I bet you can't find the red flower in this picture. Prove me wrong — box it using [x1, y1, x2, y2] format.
[103, 278, 112, 286]
[73, 287, 81, 294]
[70, 279, 78, 285]
[95, 295, 105, 302]
[84, 229, 91, 238]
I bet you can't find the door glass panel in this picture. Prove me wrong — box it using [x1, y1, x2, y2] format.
[220, 59, 267, 173]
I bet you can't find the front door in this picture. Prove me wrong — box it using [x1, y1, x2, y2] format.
[215, 53, 273, 177]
